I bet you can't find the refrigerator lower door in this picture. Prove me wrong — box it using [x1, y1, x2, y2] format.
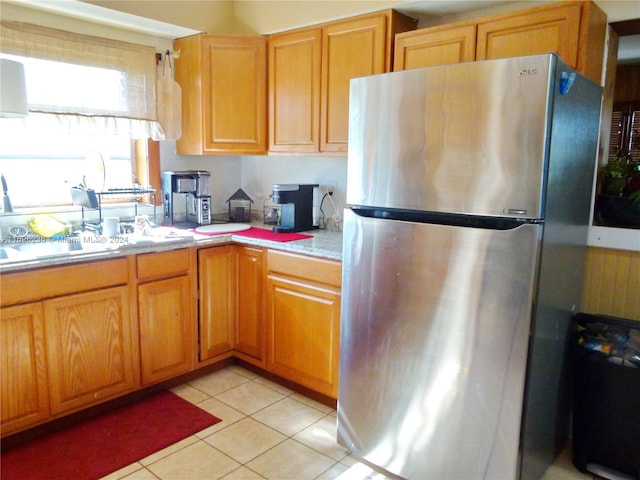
[338, 209, 541, 480]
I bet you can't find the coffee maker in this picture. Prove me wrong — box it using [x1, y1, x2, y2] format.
[162, 170, 211, 226]
[272, 184, 319, 233]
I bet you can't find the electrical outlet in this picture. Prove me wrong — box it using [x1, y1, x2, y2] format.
[325, 181, 337, 195]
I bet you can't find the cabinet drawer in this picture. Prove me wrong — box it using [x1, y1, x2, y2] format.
[267, 250, 341, 288]
[137, 248, 190, 282]
[0, 258, 129, 307]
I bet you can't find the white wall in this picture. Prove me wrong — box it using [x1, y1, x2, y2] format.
[159, 141, 347, 224]
[240, 155, 347, 224]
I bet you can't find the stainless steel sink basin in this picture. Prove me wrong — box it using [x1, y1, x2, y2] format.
[0, 246, 23, 260]
[12, 240, 85, 255]
[0, 239, 85, 260]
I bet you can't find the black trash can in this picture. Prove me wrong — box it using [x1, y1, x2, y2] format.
[572, 312, 640, 480]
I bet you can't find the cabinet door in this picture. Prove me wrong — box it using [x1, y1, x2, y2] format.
[175, 34, 267, 155]
[266, 274, 341, 398]
[234, 246, 264, 364]
[1, 303, 49, 436]
[138, 276, 194, 385]
[476, 4, 581, 68]
[320, 15, 387, 153]
[268, 29, 322, 153]
[394, 24, 477, 71]
[203, 36, 267, 154]
[198, 246, 236, 361]
[44, 286, 136, 415]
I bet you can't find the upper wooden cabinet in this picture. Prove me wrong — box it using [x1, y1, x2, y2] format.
[269, 10, 416, 155]
[394, 1, 606, 84]
[395, 24, 477, 70]
[174, 34, 267, 155]
[269, 29, 322, 154]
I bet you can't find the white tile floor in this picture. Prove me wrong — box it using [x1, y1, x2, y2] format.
[99, 365, 597, 480]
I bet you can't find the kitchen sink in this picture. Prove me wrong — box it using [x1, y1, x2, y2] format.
[0, 239, 85, 260]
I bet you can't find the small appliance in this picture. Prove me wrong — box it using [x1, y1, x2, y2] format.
[162, 170, 211, 226]
[272, 184, 319, 233]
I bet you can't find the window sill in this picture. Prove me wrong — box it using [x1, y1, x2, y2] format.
[588, 225, 640, 252]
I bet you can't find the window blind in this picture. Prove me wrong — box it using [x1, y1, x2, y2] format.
[1, 20, 159, 125]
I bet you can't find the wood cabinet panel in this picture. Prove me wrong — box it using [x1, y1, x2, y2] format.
[234, 246, 265, 364]
[44, 286, 137, 415]
[203, 36, 267, 153]
[394, 2, 605, 84]
[268, 29, 322, 153]
[476, 4, 581, 67]
[1, 258, 128, 307]
[137, 248, 190, 283]
[198, 246, 235, 361]
[267, 250, 341, 288]
[581, 247, 640, 321]
[138, 276, 194, 385]
[1, 303, 49, 436]
[394, 24, 476, 70]
[320, 15, 386, 152]
[266, 274, 341, 398]
[269, 10, 415, 155]
[175, 34, 267, 155]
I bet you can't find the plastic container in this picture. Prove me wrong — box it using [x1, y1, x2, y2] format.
[572, 312, 640, 480]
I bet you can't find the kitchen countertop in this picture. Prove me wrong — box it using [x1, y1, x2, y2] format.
[0, 224, 343, 274]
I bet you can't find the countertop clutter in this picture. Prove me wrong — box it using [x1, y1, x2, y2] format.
[0, 223, 343, 273]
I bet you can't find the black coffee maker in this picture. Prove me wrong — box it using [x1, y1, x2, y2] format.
[272, 184, 319, 233]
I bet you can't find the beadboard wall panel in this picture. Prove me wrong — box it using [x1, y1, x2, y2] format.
[581, 247, 640, 321]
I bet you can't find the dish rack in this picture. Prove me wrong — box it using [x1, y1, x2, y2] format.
[71, 186, 157, 230]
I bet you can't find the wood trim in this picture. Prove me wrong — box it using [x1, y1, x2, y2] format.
[610, 19, 640, 37]
[576, 0, 607, 84]
[134, 139, 162, 206]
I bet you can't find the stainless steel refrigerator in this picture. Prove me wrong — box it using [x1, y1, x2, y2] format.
[338, 54, 602, 480]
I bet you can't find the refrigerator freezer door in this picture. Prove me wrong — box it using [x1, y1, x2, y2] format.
[338, 209, 541, 479]
[347, 54, 556, 219]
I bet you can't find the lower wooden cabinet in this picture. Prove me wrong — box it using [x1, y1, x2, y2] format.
[138, 276, 194, 385]
[1, 303, 49, 436]
[44, 286, 137, 415]
[234, 246, 265, 365]
[0, 245, 342, 437]
[198, 246, 236, 362]
[266, 250, 341, 398]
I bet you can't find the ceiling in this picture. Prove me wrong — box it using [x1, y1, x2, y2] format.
[5, 0, 640, 61]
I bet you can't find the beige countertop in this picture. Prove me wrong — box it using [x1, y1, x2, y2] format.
[0, 224, 343, 274]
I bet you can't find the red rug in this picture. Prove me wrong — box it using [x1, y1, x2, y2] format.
[1, 390, 221, 480]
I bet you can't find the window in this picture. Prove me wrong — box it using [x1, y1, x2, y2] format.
[0, 21, 162, 209]
[609, 101, 640, 162]
[0, 125, 134, 208]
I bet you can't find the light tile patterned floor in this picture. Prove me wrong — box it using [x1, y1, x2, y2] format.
[99, 365, 597, 480]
